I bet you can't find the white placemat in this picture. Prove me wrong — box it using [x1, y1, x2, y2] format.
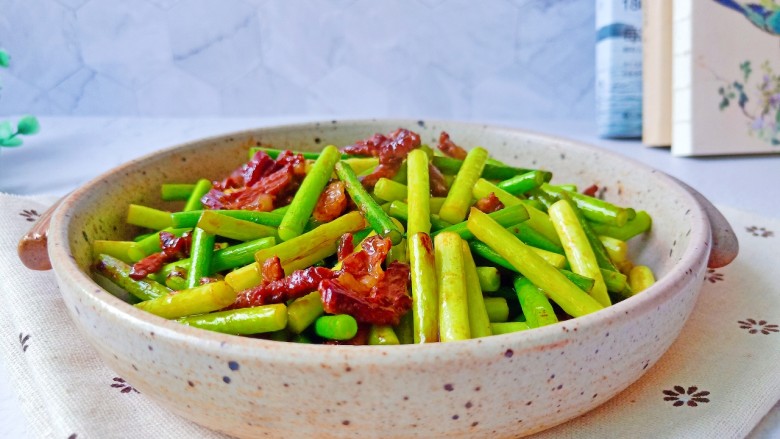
[0, 193, 777, 438]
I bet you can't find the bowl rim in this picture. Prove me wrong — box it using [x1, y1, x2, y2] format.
[48, 118, 712, 363]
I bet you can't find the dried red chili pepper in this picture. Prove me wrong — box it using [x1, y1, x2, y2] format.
[582, 184, 599, 197]
[313, 181, 348, 222]
[337, 233, 354, 262]
[341, 128, 421, 188]
[475, 192, 505, 213]
[360, 162, 403, 189]
[320, 262, 411, 326]
[341, 132, 387, 157]
[376, 129, 421, 162]
[201, 150, 306, 211]
[215, 150, 276, 191]
[428, 163, 449, 197]
[318, 234, 412, 325]
[129, 252, 170, 280]
[261, 256, 284, 283]
[160, 231, 192, 258]
[129, 231, 192, 280]
[339, 235, 392, 288]
[274, 150, 307, 178]
[230, 266, 335, 309]
[437, 131, 468, 160]
[204, 166, 293, 211]
[360, 236, 391, 276]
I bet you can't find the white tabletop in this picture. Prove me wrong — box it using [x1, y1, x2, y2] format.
[0, 116, 778, 438]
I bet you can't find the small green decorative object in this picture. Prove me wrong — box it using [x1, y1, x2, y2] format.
[0, 115, 40, 148]
[0, 49, 40, 149]
[16, 115, 40, 135]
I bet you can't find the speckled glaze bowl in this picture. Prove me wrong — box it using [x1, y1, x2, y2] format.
[47, 120, 737, 438]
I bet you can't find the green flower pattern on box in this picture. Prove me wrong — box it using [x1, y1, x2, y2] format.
[717, 60, 780, 146]
[713, 1, 780, 147]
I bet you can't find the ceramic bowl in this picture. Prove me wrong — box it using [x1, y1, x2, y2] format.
[47, 120, 736, 438]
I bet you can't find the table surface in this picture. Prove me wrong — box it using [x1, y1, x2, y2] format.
[0, 116, 778, 438]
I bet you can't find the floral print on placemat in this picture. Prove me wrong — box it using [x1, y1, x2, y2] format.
[18, 209, 40, 222]
[662, 386, 711, 407]
[110, 377, 139, 394]
[738, 319, 779, 335]
[745, 226, 774, 237]
[651, 211, 779, 417]
[18, 333, 30, 352]
[705, 269, 724, 283]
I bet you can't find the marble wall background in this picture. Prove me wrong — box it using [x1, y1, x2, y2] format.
[0, 0, 596, 120]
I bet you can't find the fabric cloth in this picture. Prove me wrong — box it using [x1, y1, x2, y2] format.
[0, 193, 777, 439]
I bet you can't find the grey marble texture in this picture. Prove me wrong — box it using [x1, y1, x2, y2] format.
[0, 0, 595, 119]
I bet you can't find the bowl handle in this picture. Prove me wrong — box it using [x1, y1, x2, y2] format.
[665, 175, 739, 268]
[17, 197, 63, 271]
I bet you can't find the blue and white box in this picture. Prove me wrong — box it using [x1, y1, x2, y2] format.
[595, 0, 643, 138]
